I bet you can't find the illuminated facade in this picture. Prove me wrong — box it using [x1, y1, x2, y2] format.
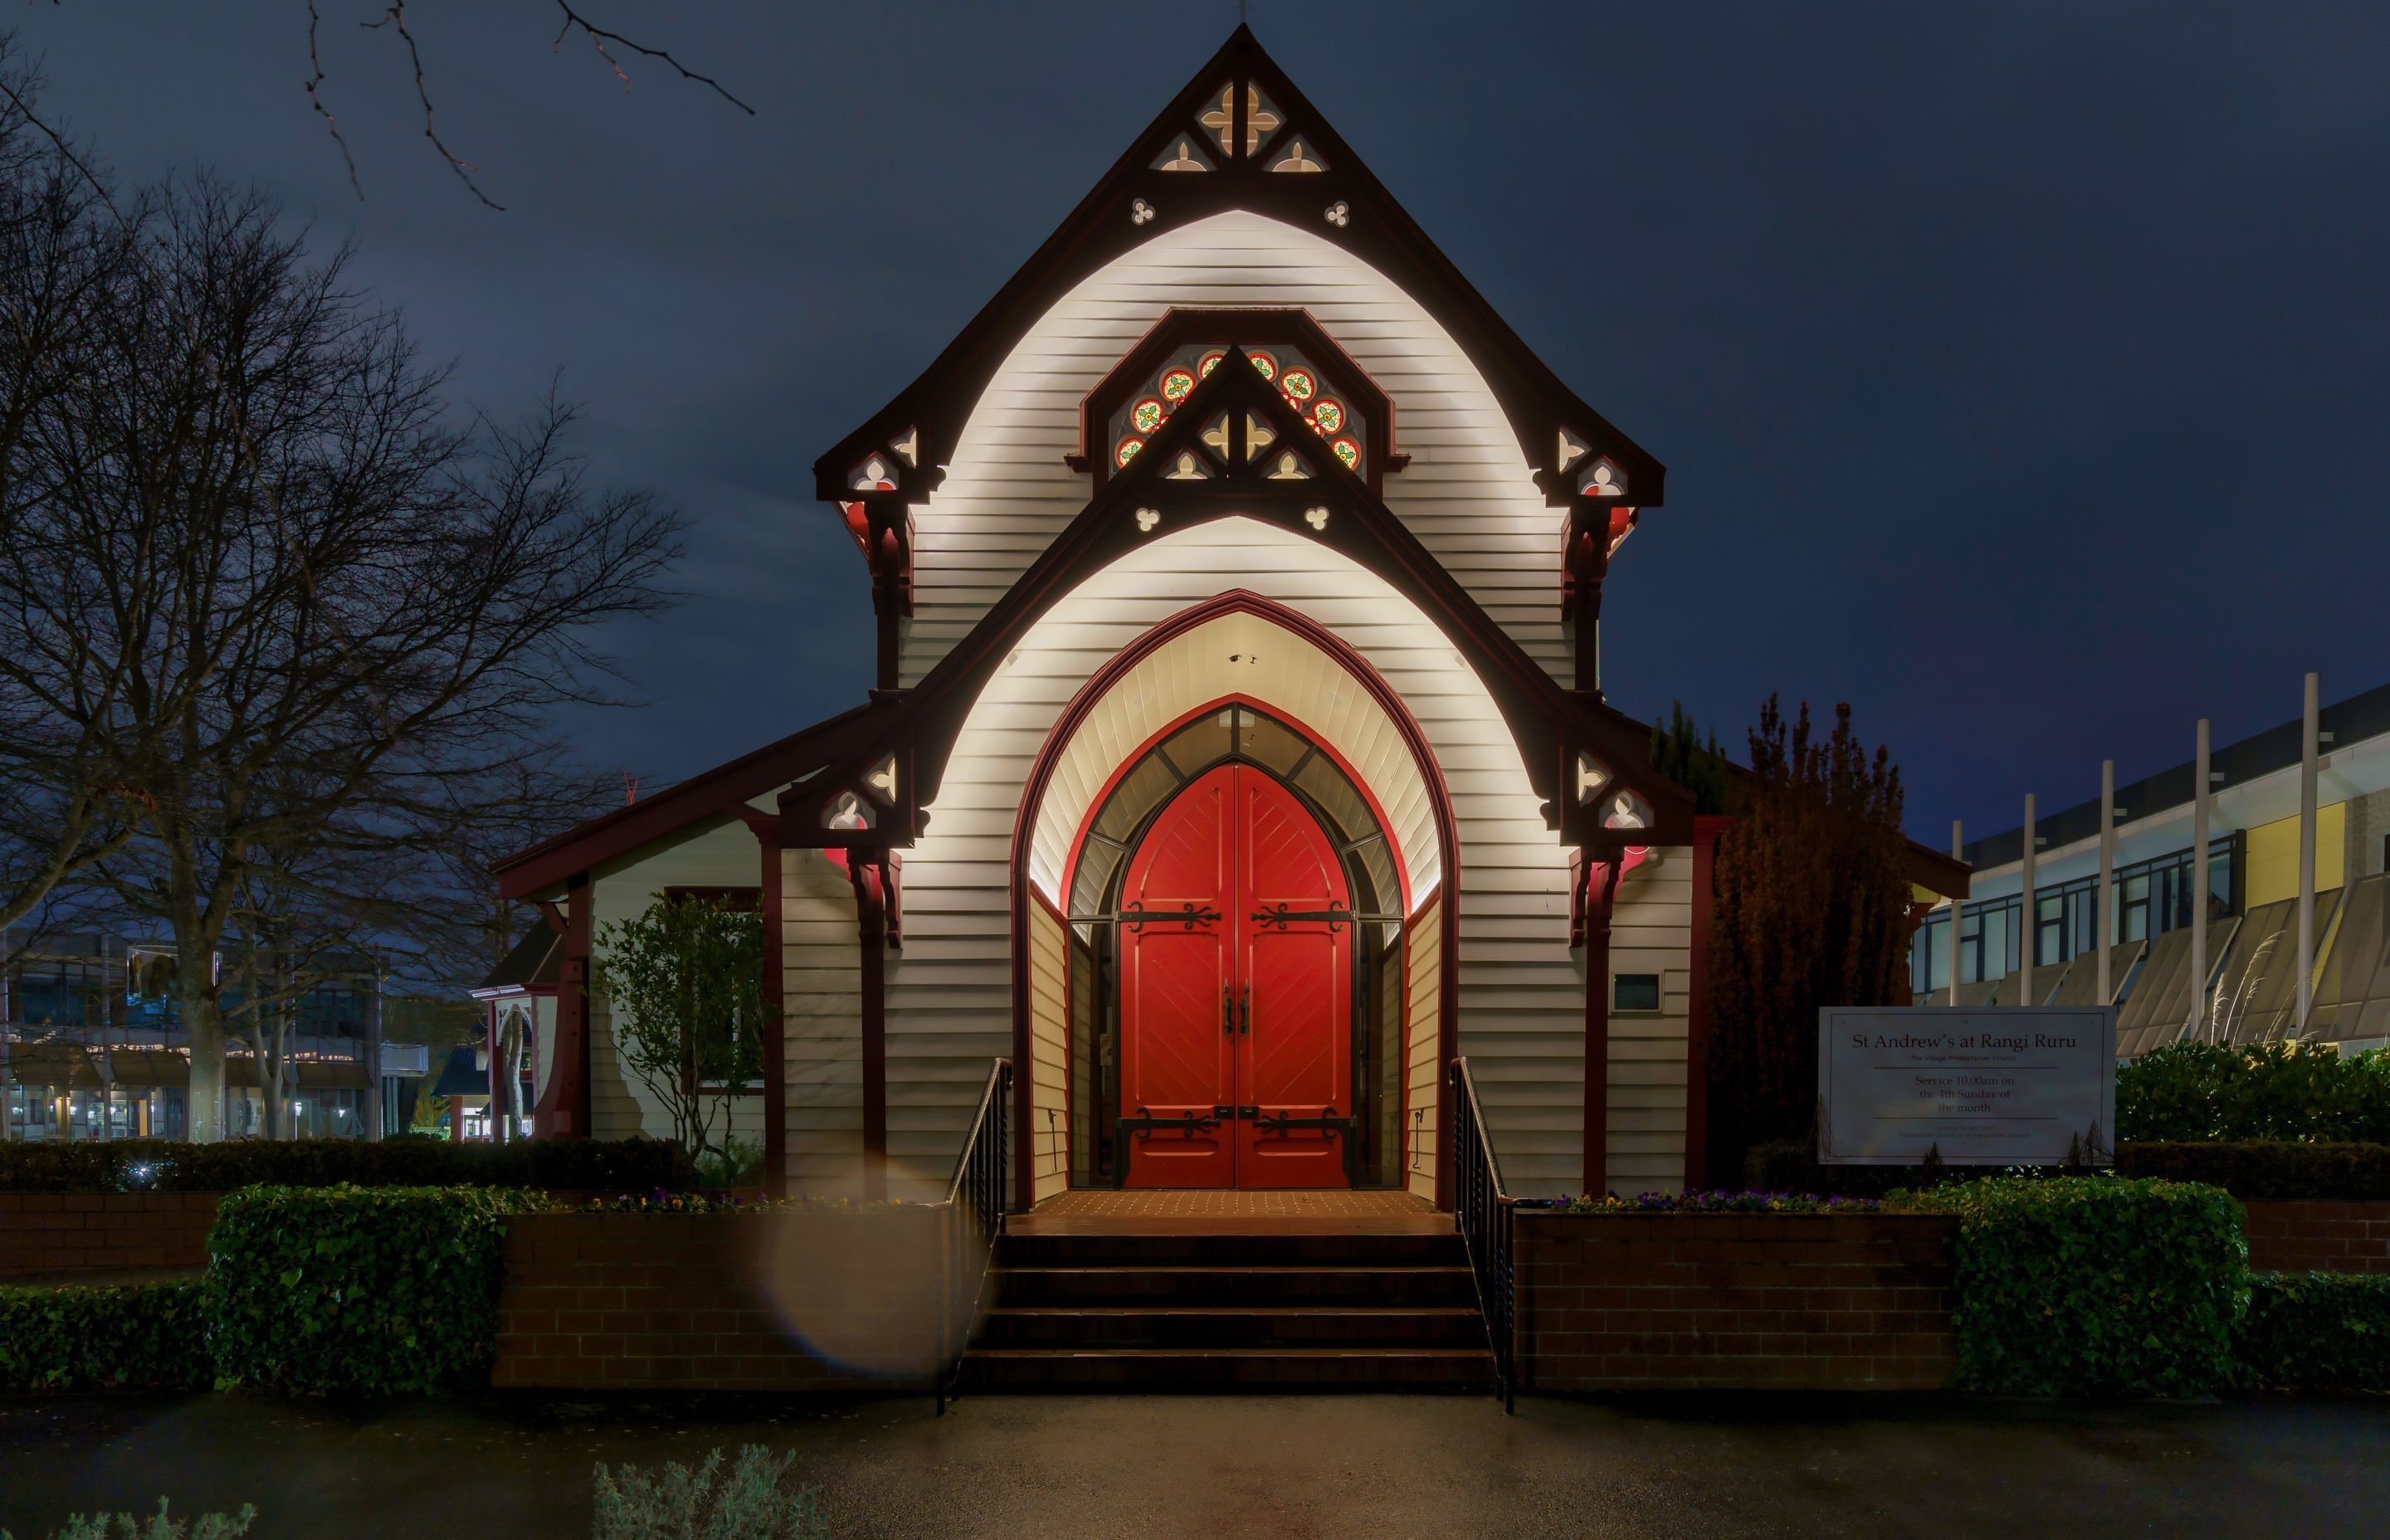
[495, 28, 1968, 1201]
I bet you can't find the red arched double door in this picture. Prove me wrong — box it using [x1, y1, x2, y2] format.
[1117, 763, 1353, 1188]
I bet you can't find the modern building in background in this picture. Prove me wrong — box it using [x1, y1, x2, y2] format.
[0, 934, 428, 1140]
[1913, 678, 2390, 1055]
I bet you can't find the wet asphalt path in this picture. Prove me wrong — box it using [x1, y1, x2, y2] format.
[6, 1389, 2387, 1538]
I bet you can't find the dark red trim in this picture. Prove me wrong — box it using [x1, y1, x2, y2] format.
[1055, 691, 1414, 918]
[493, 699, 890, 901]
[749, 817, 788, 1199]
[812, 26, 1664, 517]
[1580, 855, 1622, 1196]
[798, 353, 1690, 855]
[1074, 307, 1405, 495]
[849, 856, 890, 1199]
[1685, 815, 1730, 1192]
[533, 876, 592, 1139]
[1004, 591, 1464, 1211]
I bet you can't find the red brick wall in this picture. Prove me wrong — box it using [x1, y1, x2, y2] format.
[2243, 1200, 2390, 1275]
[1515, 1211, 1959, 1391]
[0, 1192, 219, 1280]
[490, 1208, 952, 1391]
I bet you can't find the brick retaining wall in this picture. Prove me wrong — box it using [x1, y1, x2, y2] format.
[490, 1208, 954, 1391]
[1514, 1211, 1960, 1391]
[2243, 1199, 2390, 1275]
[0, 1192, 218, 1280]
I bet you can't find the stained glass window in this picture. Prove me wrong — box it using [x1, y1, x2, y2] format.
[1584, 460, 1626, 497]
[1161, 368, 1196, 403]
[1246, 413, 1276, 459]
[1330, 437, 1360, 470]
[1280, 368, 1315, 402]
[1116, 437, 1143, 468]
[1266, 451, 1310, 480]
[1152, 136, 1213, 173]
[1246, 350, 1277, 382]
[1132, 397, 1166, 434]
[1197, 349, 1226, 379]
[1310, 399, 1344, 434]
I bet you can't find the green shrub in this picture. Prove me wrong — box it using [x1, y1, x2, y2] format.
[2119, 1041, 2390, 1143]
[0, 1280, 211, 1394]
[2236, 1270, 2390, 1391]
[207, 1184, 547, 1396]
[0, 1136, 695, 1195]
[593, 1446, 827, 1540]
[1746, 1134, 2390, 1200]
[2, 1503, 256, 1540]
[1894, 1175, 2247, 1395]
[2119, 1140, 2390, 1200]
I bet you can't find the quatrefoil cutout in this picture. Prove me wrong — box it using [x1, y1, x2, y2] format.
[1135, 507, 1161, 532]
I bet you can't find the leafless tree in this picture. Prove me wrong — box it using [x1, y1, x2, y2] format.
[0, 170, 683, 1140]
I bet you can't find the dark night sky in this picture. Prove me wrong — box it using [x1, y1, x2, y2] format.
[21, 2, 2390, 844]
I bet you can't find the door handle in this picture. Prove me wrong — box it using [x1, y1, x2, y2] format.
[1222, 982, 1234, 1036]
[1239, 982, 1251, 1036]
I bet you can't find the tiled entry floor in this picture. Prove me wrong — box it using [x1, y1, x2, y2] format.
[1012, 1187, 1446, 1235]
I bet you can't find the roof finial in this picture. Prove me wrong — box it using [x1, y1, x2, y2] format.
[1239, 0, 1251, 22]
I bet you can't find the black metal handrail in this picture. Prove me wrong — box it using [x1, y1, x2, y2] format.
[934, 1056, 1011, 1414]
[1450, 1057, 1517, 1412]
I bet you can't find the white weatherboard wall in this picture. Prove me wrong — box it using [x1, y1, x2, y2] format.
[783, 849, 863, 1196]
[1027, 900, 1070, 1203]
[886, 519, 1596, 1198]
[1025, 608, 1440, 907]
[902, 210, 1571, 690]
[1606, 859, 1691, 1193]
[1405, 892, 1442, 1201]
[587, 816, 771, 1149]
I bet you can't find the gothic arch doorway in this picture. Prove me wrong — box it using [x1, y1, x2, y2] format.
[1074, 702, 1409, 1190]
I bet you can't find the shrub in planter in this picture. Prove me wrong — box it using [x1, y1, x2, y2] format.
[2118, 1040, 2390, 1143]
[0, 1136, 695, 1195]
[2116, 1140, 2390, 1200]
[2, 1503, 256, 1540]
[0, 1280, 211, 1394]
[1894, 1175, 2246, 1396]
[593, 1446, 827, 1540]
[208, 1185, 548, 1395]
[2236, 1271, 2390, 1391]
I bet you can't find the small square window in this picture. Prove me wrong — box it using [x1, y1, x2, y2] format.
[1613, 973, 1661, 1012]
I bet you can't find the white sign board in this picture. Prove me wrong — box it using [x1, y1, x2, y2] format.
[1818, 1007, 2115, 1166]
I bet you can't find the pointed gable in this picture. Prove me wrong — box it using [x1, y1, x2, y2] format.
[813, 26, 1661, 513]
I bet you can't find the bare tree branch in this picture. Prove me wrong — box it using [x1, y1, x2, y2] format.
[550, 1, 756, 115]
[305, 0, 363, 202]
[361, 2, 502, 211]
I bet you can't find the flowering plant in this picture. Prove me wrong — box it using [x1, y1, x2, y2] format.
[1534, 1189, 1882, 1215]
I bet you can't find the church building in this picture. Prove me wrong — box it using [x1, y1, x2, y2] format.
[490, 26, 1966, 1209]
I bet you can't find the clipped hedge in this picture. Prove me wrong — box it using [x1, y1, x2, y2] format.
[0, 1137, 695, 1195]
[2236, 1270, 2390, 1391]
[1895, 1176, 2247, 1396]
[2119, 1141, 2390, 1201]
[0, 1280, 211, 1393]
[2119, 1040, 2390, 1143]
[207, 1185, 548, 1396]
[1744, 1136, 2390, 1201]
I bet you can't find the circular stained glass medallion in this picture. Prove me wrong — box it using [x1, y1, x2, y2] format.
[1115, 436, 1143, 468]
[1246, 350, 1278, 381]
[1197, 349, 1226, 379]
[1330, 437, 1360, 470]
[1280, 368, 1316, 402]
[1131, 397, 1166, 434]
[1311, 398, 1344, 433]
[1161, 368, 1196, 403]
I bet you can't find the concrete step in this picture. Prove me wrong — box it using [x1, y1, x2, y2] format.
[977, 1304, 1489, 1350]
[997, 1231, 1466, 1269]
[958, 1345, 1497, 1391]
